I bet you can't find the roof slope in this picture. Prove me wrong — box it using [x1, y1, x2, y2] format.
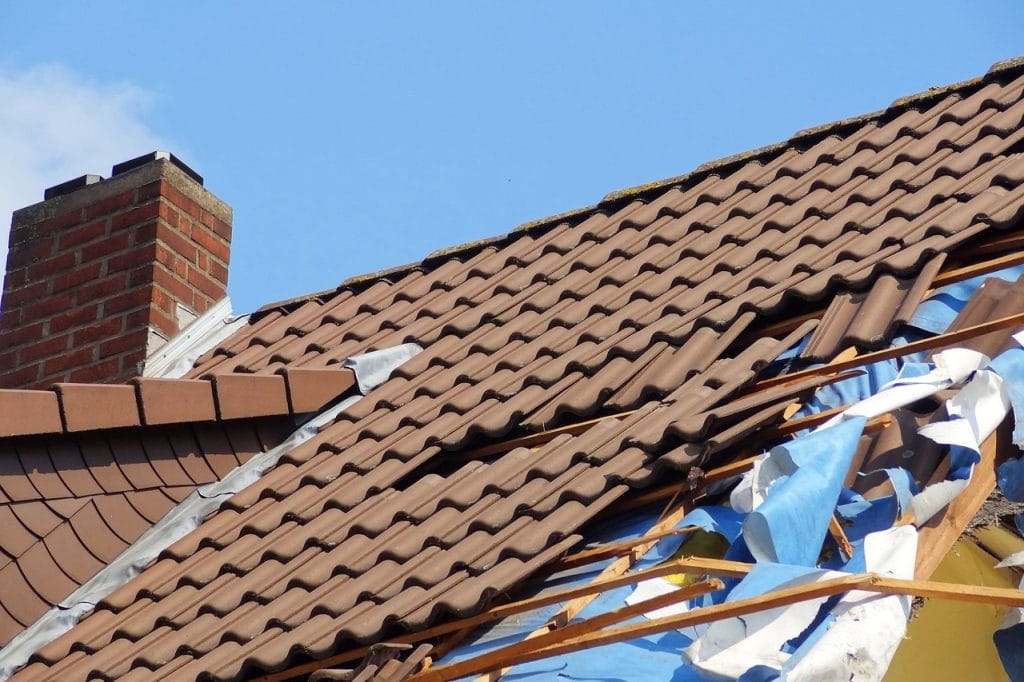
[15, 58, 1024, 679]
[0, 369, 355, 647]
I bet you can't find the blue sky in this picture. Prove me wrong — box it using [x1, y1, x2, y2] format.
[2, 2, 1023, 313]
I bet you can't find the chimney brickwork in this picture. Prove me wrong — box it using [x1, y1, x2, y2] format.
[0, 153, 232, 389]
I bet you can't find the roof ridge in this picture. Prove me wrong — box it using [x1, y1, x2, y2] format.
[248, 54, 1024, 320]
[0, 368, 355, 438]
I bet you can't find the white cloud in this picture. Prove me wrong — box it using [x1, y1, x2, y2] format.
[0, 64, 171, 284]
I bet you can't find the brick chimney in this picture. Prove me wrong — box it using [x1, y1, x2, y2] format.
[0, 152, 232, 389]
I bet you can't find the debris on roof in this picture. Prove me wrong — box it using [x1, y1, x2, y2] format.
[5, 57, 1024, 681]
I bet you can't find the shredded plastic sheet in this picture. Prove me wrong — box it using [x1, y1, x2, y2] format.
[0, 344, 422, 680]
[684, 526, 917, 680]
[742, 417, 866, 566]
[995, 576, 1024, 682]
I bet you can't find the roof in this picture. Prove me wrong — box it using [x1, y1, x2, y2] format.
[0, 369, 355, 646]
[6, 56, 1024, 680]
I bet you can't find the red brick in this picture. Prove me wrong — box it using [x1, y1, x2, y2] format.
[146, 305, 178, 337]
[154, 243, 178, 271]
[107, 243, 156, 274]
[102, 288, 151, 315]
[200, 209, 232, 240]
[190, 224, 230, 263]
[0, 349, 17, 372]
[18, 334, 70, 364]
[28, 251, 77, 280]
[151, 286, 174, 314]
[109, 202, 160, 232]
[187, 264, 226, 300]
[58, 219, 108, 250]
[156, 223, 197, 263]
[51, 262, 103, 294]
[162, 183, 202, 220]
[99, 329, 149, 357]
[3, 281, 48, 307]
[83, 190, 135, 221]
[72, 317, 124, 345]
[128, 266, 154, 288]
[48, 305, 99, 334]
[0, 322, 46, 348]
[3, 267, 28, 289]
[153, 267, 195, 307]
[8, 225, 39, 247]
[21, 292, 74, 323]
[208, 258, 229, 284]
[7, 238, 55, 268]
[69, 358, 123, 383]
[131, 221, 158, 246]
[158, 200, 180, 230]
[0, 307, 19, 327]
[43, 347, 94, 375]
[81, 231, 130, 263]
[76, 274, 127, 306]
[32, 209, 82, 235]
[196, 250, 207, 271]
[135, 179, 166, 202]
[0, 364, 42, 390]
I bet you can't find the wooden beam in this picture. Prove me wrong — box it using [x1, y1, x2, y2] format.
[411, 570, 1024, 681]
[410, 574, 872, 681]
[754, 310, 1024, 391]
[914, 431, 1001, 579]
[547, 526, 700, 571]
[931, 243, 1024, 287]
[829, 515, 854, 560]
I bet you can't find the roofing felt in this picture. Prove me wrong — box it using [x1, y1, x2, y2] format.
[12, 58, 1024, 679]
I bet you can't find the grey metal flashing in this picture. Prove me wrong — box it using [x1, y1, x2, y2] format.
[144, 297, 250, 378]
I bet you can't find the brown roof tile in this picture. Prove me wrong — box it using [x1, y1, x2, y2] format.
[135, 378, 217, 425]
[0, 391, 62, 437]
[14, 57, 1024, 680]
[0, 419, 294, 647]
[55, 384, 140, 432]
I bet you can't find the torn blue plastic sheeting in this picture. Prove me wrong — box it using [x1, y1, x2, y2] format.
[990, 345, 1024, 446]
[995, 575, 1024, 682]
[680, 506, 744, 543]
[998, 458, 1024, 503]
[742, 417, 866, 566]
[994, 622, 1024, 682]
[798, 358, 902, 415]
[908, 264, 1024, 334]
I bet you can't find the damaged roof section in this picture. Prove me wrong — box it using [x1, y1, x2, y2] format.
[6, 57, 1024, 681]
